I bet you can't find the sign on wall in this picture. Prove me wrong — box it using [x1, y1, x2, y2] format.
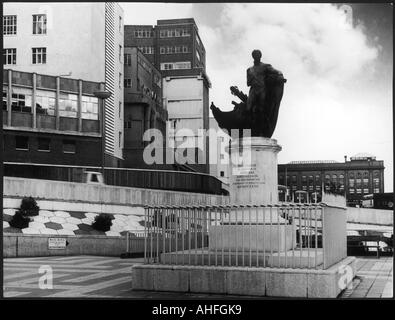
[48, 238, 68, 250]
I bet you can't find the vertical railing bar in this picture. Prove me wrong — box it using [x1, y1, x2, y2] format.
[292, 206, 295, 269]
[182, 207, 185, 266]
[150, 207, 153, 263]
[175, 207, 179, 265]
[256, 205, 259, 268]
[162, 207, 166, 265]
[235, 206, 239, 267]
[284, 208, 287, 268]
[277, 206, 281, 268]
[201, 207, 205, 266]
[188, 207, 191, 265]
[194, 207, 198, 265]
[315, 206, 318, 269]
[228, 206, 231, 266]
[144, 207, 147, 264]
[221, 206, 225, 267]
[269, 206, 273, 267]
[169, 207, 172, 265]
[156, 209, 159, 264]
[299, 206, 303, 269]
[308, 207, 311, 269]
[215, 206, 218, 266]
[249, 205, 252, 268]
[242, 205, 245, 267]
[207, 207, 211, 267]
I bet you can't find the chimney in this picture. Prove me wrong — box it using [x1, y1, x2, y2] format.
[344, 155, 347, 162]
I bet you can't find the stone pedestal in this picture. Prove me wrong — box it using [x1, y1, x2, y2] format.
[209, 137, 292, 253]
[229, 137, 282, 205]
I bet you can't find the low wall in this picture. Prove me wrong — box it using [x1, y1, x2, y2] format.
[347, 207, 393, 226]
[3, 234, 127, 258]
[3, 177, 228, 207]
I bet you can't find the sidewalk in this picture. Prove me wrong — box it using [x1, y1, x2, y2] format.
[341, 256, 393, 298]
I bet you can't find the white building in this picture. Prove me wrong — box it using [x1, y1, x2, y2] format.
[163, 73, 210, 173]
[3, 2, 124, 166]
[209, 117, 230, 188]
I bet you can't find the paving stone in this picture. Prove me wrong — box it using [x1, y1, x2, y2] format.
[29, 222, 46, 230]
[78, 223, 94, 232]
[63, 223, 79, 231]
[81, 217, 94, 224]
[40, 210, 54, 217]
[3, 221, 10, 228]
[57, 229, 75, 236]
[69, 212, 86, 219]
[54, 211, 70, 218]
[49, 216, 66, 224]
[40, 228, 59, 235]
[44, 222, 63, 230]
[33, 216, 50, 223]
[74, 229, 91, 235]
[85, 212, 98, 219]
[66, 217, 82, 225]
[105, 231, 121, 237]
[90, 230, 106, 236]
[22, 228, 41, 235]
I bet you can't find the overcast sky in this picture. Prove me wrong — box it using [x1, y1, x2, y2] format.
[121, 3, 393, 192]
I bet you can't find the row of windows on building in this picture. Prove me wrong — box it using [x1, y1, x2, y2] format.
[160, 61, 191, 71]
[3, 14, 47, 35]
[4, 14, 123, 35]
[3, 47, 47, 65]
[3, 88, 99, 120]
[13, 135, 77, 154]
[131, 28, 191, 38]
[159, 45, 190, 54]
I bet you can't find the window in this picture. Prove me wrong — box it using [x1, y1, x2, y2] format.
[3, 48, 16, 65]
[138, 46, 154, 54]
[196, 36, 200, 46]
[363, 189, 369, 194]
[124, 78, 132, 88]
[32, 47, 46, 64]
[196, 50, 201, 61]
[37, 138, 50, 151]
[119, 16, 122, 33]
[119, 73, 122, 88]
[159, 28, 190, 38]
[349, 188, 355, 194]
[356, 188, 362, 194]
[15, 136, 29, 150]
[36, 90, 55, 115]
[63, 140, 76, 153]
[59, 93, 78, 118]
[32, 14, 47, 34]
[160, 47, 166, 54]
[349, 179, 355, 187]
[81, 96, 99, 120]
[3, 15, 17, 35]
[332, 174, 337, 181]
[124, 53, 131, 66]
[119, 45, 122, 62]
[374, 188, 380, 193]
[11, 88, 32, 113]
[119, 102, 122, 118]
[119, 131, 122, 148]
[3, 90, 8, 111]
[220, 171, 224, 177]
[160, 61, 191, 70]
[134, 29, 153, 38]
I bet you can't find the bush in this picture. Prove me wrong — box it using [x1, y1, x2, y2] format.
[20, 196, 40, 216]
[9, 210, 31, 229]
[92, 213, 114, 232]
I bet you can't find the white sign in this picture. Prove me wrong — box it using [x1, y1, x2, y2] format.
[48, 238, 67, 250]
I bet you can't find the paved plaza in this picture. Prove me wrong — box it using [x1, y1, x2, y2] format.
[3, 255, 393, 299]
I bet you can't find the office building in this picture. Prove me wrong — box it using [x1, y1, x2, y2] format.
[124, 18, 211, 173]
[3, 69, 104, 166]
[3, 2, 124, 166]
[278, 153, 385, 206]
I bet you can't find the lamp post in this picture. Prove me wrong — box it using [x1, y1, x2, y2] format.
[93, 90, 112, 174]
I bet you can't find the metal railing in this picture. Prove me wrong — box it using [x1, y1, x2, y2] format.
[140, 204, 347, 269]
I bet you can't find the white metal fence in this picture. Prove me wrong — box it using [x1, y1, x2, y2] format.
[136, 203, 346, 270]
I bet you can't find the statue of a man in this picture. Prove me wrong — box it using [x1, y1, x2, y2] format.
[246, 50, 276, 114]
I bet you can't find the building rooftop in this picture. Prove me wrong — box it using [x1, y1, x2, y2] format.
[350, 153, 376, 160]
[288, 160, 339, 164]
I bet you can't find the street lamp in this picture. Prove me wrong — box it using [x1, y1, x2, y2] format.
[93, 90, 112, 174]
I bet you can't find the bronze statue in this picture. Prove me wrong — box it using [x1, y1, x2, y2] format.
[211, 49, 286, 138]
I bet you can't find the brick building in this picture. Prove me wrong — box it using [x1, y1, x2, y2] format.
[278, 153, 385, 206]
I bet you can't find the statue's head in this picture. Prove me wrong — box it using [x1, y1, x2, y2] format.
[252, 50, 262, 62]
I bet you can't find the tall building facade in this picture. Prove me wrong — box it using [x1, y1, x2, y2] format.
[123, 47, 167, 168]
[2, 2, 124, 166]
[278, 153, 385, 206]
[124, 18, 211, 173]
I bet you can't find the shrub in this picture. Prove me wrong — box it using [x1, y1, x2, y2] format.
[92, 213, 114, 232]
[9, 210, 31, 229]
[20, 196, 40, 216]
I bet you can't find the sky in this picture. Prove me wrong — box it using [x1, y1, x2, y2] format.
[121, 2, 393, 192]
